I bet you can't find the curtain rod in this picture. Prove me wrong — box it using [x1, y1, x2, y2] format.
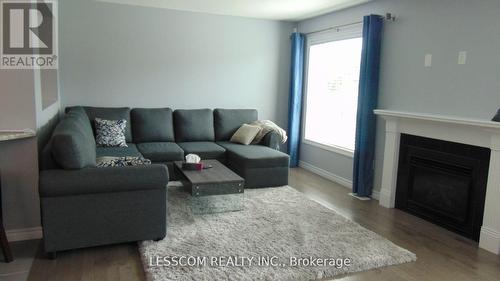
[304, 21, 363, 35]
[303, 13, 395, 36]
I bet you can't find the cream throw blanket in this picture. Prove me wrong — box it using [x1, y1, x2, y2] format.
[250, 120, 288, 144]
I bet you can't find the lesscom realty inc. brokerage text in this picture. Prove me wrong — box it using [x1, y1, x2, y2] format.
[148, 255, 352, 268]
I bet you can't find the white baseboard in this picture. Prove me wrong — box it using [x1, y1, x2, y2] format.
[298, 161, 380, 201]
[298, 161, 352, 188]
[6, 227, 43, 242]
[479, 226, 500, 255]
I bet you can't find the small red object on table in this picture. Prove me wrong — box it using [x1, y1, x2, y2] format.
[182, 162, 204, 171]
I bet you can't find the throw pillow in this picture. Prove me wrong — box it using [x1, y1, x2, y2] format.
[95, 118, 128, 147]
[230, 124, 262, 145]
[96, 156, 151, 167]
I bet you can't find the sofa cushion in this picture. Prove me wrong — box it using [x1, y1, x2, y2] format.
[69, 106, 133, 142]
[51, 109, 97, 169]
[137, 142, 184, 162]
[214, 109, 258, 141]
[96, 143, 142, 158]
[174, 109, 214, 142]
[217, 142, 289, 169]
[131, 108, 174, 143]
[177, 142, 225, 160]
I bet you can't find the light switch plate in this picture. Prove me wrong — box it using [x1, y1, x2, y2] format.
[458, 51, 467, 65]
[425, 54, 432, 67]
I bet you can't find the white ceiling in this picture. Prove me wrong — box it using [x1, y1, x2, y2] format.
[97, 0, 372, 21]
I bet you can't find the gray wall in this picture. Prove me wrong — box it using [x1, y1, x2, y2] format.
[298, 0, 500, 193]
[59, 0, 293, 129]
[0, 70, 41, 234]
[35, 69, 61, 153]
[41, 70, 59, 110]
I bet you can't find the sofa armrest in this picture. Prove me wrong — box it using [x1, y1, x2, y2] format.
[40, 164, 169, 197]
[259, 131, 281, 150]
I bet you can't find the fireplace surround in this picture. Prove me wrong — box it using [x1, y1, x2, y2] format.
[395, 134, 490, 241]
[375, 109, 500, 255]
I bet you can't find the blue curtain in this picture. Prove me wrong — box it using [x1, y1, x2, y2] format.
[287, 32, 305, 167]
[352, 15, 383, 197]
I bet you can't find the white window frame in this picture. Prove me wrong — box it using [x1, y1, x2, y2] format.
[301, 26, 363, 158]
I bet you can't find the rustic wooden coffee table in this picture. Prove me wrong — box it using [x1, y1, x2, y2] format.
[174, 160, 245, 214]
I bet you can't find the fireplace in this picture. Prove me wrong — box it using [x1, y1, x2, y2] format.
[395, 134, 490, 241]
[375, 110, 500, 254]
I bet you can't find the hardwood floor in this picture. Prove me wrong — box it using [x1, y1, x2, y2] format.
[289, 168, 500, 281]
[28, 242, 143, 281]
[27, 168, 500, 281]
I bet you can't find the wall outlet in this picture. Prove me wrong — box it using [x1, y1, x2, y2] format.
[424, 54, 432, 67]
[458, 51, 467, 65]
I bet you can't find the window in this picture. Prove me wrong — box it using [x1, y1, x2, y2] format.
[303, 32, 363, 156]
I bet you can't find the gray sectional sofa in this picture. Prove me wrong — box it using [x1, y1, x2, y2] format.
[39, 106, 289, 256]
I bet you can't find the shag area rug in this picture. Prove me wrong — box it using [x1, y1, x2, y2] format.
[139, 186, 416, 281]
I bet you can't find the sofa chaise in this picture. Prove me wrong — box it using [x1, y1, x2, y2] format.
[39, 106, 289, 256]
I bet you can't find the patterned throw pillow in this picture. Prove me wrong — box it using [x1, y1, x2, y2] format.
[95, 118, 128, 147]
[96, 156, 152, 167]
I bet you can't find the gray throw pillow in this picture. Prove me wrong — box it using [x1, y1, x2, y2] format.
[230, 124, 262, 145]
[95, 118, 128, 147]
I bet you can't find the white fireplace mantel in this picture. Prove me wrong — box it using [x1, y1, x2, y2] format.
[374, 109, 500, 255]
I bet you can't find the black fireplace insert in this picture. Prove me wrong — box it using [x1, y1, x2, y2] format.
[395, 134, 490, 241]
